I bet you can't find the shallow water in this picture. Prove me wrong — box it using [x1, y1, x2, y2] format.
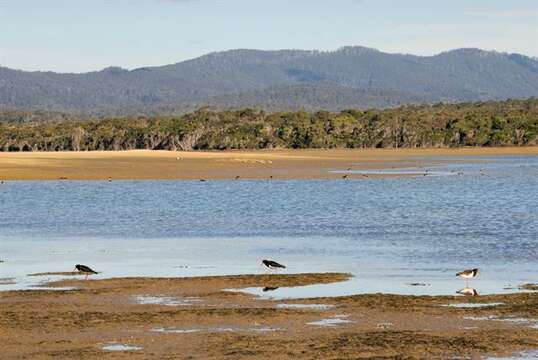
[443, 302, 505, 308]
[0, 155, 537, 296]
[152, 326, 282, 334]
[275, 303, 335, 310]
[152, 327, 201, 334]
[487, 350, 538, 360]
[464, 315, 538, 329]
[307, 315, 353, 327]
[132, 295, 202, 306]
[102, 343, 142, 351]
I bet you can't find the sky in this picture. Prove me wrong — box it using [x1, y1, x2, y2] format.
[1, 0, 537, 73]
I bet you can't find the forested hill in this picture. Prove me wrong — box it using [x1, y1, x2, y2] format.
[1, 47, 538, 114]
[0, 99, 537, 151]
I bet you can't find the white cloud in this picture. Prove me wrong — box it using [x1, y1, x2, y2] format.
[465, 10, 538, 19]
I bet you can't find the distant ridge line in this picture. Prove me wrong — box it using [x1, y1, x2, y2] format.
[1, 46, 537, 114]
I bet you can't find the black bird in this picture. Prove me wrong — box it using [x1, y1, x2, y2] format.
[75, 264, 98, 279]
[263, 286, 279, 292]
[262, 260, 286, 272]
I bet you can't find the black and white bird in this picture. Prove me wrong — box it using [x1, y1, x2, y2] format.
[75, 264, 98, 279]
[456, 268, 479, 285]
[262, 260, 286, 272]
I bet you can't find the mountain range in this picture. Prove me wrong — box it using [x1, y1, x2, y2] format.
[1, 46, 538, 114]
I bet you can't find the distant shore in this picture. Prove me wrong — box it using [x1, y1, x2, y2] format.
[1, 273, 538, 358]
[0, 147, 537, 180]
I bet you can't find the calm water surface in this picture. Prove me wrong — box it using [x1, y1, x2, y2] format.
[0, 155, 537, 296]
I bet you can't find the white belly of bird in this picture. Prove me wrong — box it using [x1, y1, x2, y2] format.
[459, 273, 474, 279]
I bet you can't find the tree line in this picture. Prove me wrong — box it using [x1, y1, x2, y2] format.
[0, 99, 536, 152]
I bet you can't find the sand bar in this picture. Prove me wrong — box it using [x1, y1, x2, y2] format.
[0, 147, 537, 180]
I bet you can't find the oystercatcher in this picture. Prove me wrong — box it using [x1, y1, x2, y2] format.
[75, 264, 99, 279]
[262, 260, 286, 272]
[456, 268, 479, 286]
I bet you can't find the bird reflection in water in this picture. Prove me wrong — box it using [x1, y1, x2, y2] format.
[457, 287, 479, 296]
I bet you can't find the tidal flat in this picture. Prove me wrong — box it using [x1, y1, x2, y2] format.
[1, 273, 538, 359]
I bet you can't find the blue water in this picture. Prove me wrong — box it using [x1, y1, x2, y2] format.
[0, 155, 537, 295]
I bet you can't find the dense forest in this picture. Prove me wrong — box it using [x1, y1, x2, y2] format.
[0, 99, 537, 151]
[2, 47, 538, 113]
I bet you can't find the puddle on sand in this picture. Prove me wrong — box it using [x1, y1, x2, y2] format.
[307, 315, 353, 327]
[31, 286, 79, 291]
[444, 302, 505, 308]
[464, 316, 538, 329]
[228, 277, 529, 299]
[465, 316, 537, 323]
[153, 328, 201, 334]
[102, 343, 142, 351]
[249, 327, 283, 332]
[152, 326, 283, 334]
[486, 350, 538, 359]
[132, 295, 202, 306]
[276, 303, 335, 310]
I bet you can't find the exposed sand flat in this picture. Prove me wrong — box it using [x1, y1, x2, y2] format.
[1, 273, 538, 359]
[0, 147, 536, 180]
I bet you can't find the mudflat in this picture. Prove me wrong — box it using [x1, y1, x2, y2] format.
[0, 147, 537, 180]
[1, 273, 538, 359]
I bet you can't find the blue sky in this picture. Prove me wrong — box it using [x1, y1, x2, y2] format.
[1, 0, 537, 72]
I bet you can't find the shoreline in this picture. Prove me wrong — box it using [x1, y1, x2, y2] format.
[1, 147, 537, 180]
[1, 273, 538, 358]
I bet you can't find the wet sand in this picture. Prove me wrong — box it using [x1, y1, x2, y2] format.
[1, 273, 538, 359]
[0, 147, 537, 180]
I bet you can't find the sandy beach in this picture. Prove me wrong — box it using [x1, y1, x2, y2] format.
[1, 273, 537, 359]
[0, 147, 537, 180]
